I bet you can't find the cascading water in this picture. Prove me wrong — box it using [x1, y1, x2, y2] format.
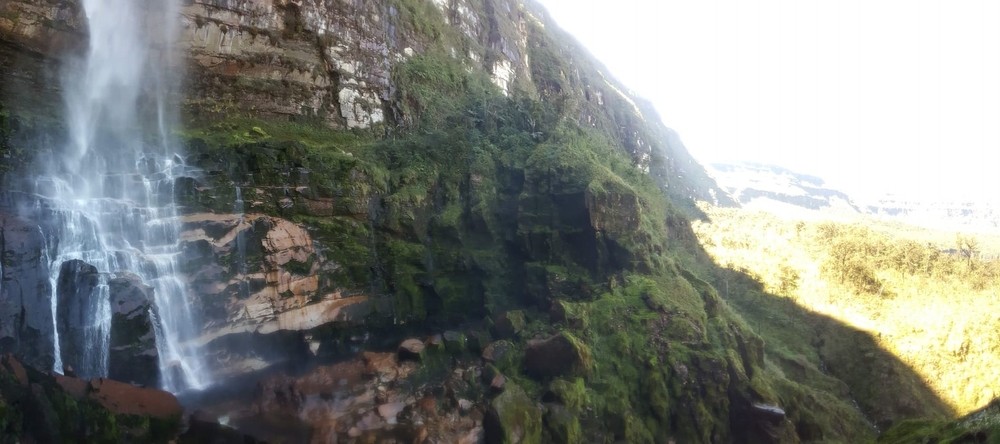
[39, 229, 64, 376]
[21, 0, 211, 392]
[234, 186, 251, 299]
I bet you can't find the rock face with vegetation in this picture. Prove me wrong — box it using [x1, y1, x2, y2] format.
[0, 353, 183, 442]
[0, 0, 983, 442]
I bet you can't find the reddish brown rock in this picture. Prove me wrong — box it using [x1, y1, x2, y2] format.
[87, 378, 182, 419]
[418, 395, 438, 416]
[53, 374, 88, 398]
[490, 373, 507, 393]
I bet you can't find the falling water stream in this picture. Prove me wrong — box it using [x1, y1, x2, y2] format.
[23, 0, 210, 392]
[234, 187, 251, 299]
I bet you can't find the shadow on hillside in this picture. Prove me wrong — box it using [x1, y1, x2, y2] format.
[673, 216, 955, 432]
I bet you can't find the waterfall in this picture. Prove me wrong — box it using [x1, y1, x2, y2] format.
[39, 227, 63, 374]
[24, 0, 211, 392]
[234, 186, 250, 299]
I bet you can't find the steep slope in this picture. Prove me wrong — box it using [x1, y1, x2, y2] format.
[0, 0, 954, 442]
[693, 206, 1000, 416]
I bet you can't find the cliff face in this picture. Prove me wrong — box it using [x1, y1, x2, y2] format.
[0, 1, 955, 443]
[0, 0, 728, 205]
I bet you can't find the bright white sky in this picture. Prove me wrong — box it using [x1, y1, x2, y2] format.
[537, 0, 1000, 204]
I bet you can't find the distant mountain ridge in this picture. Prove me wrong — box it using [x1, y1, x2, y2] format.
[709, 161, 859, 212]
[710, 161, 1000, 231]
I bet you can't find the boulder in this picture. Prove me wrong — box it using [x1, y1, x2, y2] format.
[398, 338, 426, 361]
[484, 383, 541, 444]
[482, 340, 515, 366]
[427, 334, 445, 349]
[55, 259, 101, 377]
[492, 310, 526, 339]
[108, 272, 159, 386]
[524, 333, 591, 379]
[490, 373, 507, 393]
[443, 330, 467, 354]
[542, 404, 582, 444]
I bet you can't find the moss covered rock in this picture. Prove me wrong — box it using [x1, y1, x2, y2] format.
[484, 383, 541, 444]
[523, 332, 592, 379]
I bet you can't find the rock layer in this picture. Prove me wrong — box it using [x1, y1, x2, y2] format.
[179, 213, 371, 377]
[0, 0, 729, 204]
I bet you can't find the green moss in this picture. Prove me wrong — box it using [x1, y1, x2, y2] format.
[548, 378, 589, 413]
[180, 115, 372, 153]
[542, 404, 582, 444]
[293, 216, 374, 287]
[389, 0, 464, 48]
[486, 384, 542, 444]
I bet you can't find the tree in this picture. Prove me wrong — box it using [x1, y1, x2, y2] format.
[956, 234, 980, 265]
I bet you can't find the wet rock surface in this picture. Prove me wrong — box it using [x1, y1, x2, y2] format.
[0, 214, 55, 370]
[55, 259, 101, 376]
[108, 272, 159, 387]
